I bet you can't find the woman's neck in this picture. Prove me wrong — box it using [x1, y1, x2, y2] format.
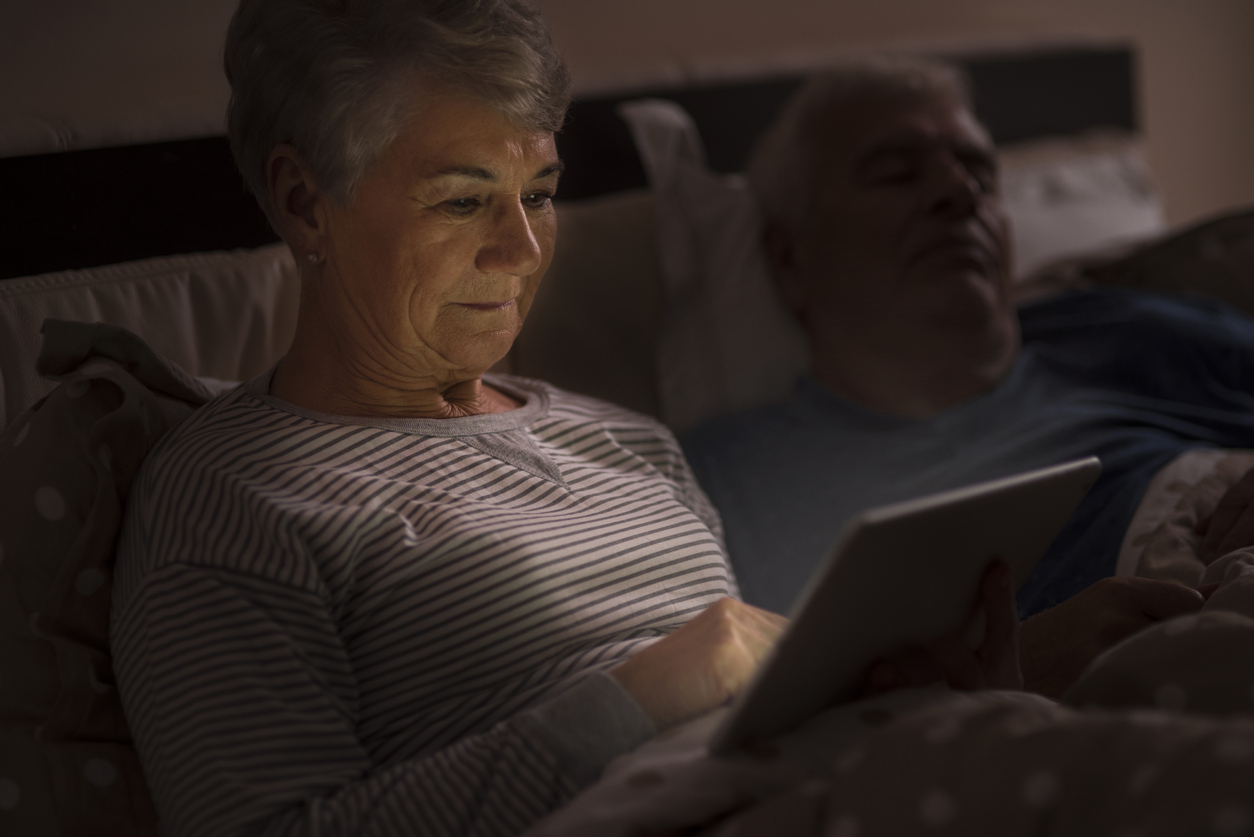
[270, 305, 521, 420]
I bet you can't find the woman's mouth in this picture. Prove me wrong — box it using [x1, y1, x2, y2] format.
[458, 299, 516, 311]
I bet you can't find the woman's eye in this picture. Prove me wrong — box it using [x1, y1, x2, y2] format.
[523, 191, 553, 209]
[444, 197, 482, 215]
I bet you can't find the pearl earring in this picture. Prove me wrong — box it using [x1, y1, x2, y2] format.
[307, 253, 319, 264]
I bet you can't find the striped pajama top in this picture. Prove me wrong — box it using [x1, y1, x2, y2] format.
[110, 371, 736, 837]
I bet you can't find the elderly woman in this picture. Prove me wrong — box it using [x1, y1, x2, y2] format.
[108, 1, 791, 835]
[109, 4, 1030, 835]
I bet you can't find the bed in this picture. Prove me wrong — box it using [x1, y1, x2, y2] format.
[4, 40, 1254, 836]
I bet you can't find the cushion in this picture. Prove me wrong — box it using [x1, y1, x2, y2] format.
[618, 99, 810, 433]
[999, 133, 1165, 279]
[1081, 205, 1254, 315]
[0, 320, 218, 835]
[1014, 204, 1254, 311]
[0, 243, 299, 432]
[511, 190, 666, 418]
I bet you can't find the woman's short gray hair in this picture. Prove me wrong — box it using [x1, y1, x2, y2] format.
[225, 0, 572, 228]
[748, 55, 972, 231]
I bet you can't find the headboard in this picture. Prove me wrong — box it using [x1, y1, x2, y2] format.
[0, 43, 1138, 280]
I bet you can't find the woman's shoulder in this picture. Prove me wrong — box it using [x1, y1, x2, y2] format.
[137, 383, 297, 480]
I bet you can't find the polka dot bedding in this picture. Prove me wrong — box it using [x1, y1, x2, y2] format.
[528, 559, 1254, 837]
[0, 320, 218, 836]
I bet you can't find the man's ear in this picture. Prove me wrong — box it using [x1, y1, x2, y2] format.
[267, 143, 326, 259]
[762, 220, 807, 318]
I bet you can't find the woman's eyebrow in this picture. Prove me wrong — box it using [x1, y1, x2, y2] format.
[536, 160, 565, 179]
[428, 165, 497, 182]
[427, 160, 566, 182]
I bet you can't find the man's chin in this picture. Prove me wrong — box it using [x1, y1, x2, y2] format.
[909, 267, 1013, 322]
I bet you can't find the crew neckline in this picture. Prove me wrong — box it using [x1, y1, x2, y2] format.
[243, 366, 551, 437]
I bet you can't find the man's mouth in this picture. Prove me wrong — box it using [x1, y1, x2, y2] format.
[908, 230, 1000, 269]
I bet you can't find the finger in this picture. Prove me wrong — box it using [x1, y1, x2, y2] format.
[1122, 577, 1205, 620]
[718, 602, 788, 666]
[733, 601, 790, 647]
[928, 635, 987, 690]
[979, 560, 1023, 688]
[729, 599, 790, 634]
[957, 561, 999, 649]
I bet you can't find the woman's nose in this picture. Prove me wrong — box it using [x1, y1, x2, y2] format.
[476, 199, 543, 276]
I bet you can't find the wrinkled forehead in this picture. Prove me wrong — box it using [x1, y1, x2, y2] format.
[812, 91, 993, 171]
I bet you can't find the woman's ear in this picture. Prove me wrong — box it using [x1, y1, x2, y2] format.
[267, 143, 326, 259]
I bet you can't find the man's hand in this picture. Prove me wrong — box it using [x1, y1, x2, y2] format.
[864, 559, 1023, 695]
[1199, 465, 1254, 563]
[1020, 576, 1205, 698]
[610, 598, 788, 730]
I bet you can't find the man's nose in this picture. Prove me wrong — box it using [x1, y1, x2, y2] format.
[476, 199, 543, 276]
[926, 156, 981, 218]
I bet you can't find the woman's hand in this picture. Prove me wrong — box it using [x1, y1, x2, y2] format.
[610, 598, 788, 730]
[863, 559, 1023, 696]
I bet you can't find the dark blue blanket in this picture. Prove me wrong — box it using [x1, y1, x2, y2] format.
[1014, 289, 1254, 614]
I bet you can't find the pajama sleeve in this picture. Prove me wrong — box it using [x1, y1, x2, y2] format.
[111, 563, 656, 837]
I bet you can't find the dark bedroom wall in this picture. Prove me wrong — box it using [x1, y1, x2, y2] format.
[533, 0, 1254, 228]
[2, 0, 1252, 229]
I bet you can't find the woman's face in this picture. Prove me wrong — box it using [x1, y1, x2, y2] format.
[318, 90, 561, 376]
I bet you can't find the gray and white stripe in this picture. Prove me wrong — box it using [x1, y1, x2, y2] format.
[111, 373, 734, 836]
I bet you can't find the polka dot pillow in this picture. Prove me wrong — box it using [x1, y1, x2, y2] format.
[0, 320, 225, 835]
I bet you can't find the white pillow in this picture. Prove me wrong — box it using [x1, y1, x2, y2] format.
[0, 244, 299, 430]
[1000, 133, 1166, 279]
[618, 100, 810, 434]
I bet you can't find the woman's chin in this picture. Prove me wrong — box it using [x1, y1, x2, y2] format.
[442, 329, 519, 375]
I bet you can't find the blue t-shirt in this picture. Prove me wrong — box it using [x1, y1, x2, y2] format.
[682, 289, 1254, 618]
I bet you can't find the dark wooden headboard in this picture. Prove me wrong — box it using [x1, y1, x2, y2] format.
[0, 44, 1135, 281]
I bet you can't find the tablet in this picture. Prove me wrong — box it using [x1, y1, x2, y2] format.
[707, 456, 1101, 756]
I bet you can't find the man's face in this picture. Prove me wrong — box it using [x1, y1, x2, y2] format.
[785, 92, 1013, 348]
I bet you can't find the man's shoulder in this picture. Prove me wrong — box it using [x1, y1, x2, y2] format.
[679, 390, 826, 474]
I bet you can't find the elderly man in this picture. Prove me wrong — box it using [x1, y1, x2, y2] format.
[681, 58, 1254, 689]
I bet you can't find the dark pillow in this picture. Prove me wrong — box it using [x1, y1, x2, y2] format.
[0, 320, 219, 835]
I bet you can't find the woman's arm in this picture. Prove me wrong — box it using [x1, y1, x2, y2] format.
[112, 563, 656, 837]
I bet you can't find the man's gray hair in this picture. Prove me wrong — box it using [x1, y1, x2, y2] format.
[748, 55, 972, 231]
[225, 0, 572, 229]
